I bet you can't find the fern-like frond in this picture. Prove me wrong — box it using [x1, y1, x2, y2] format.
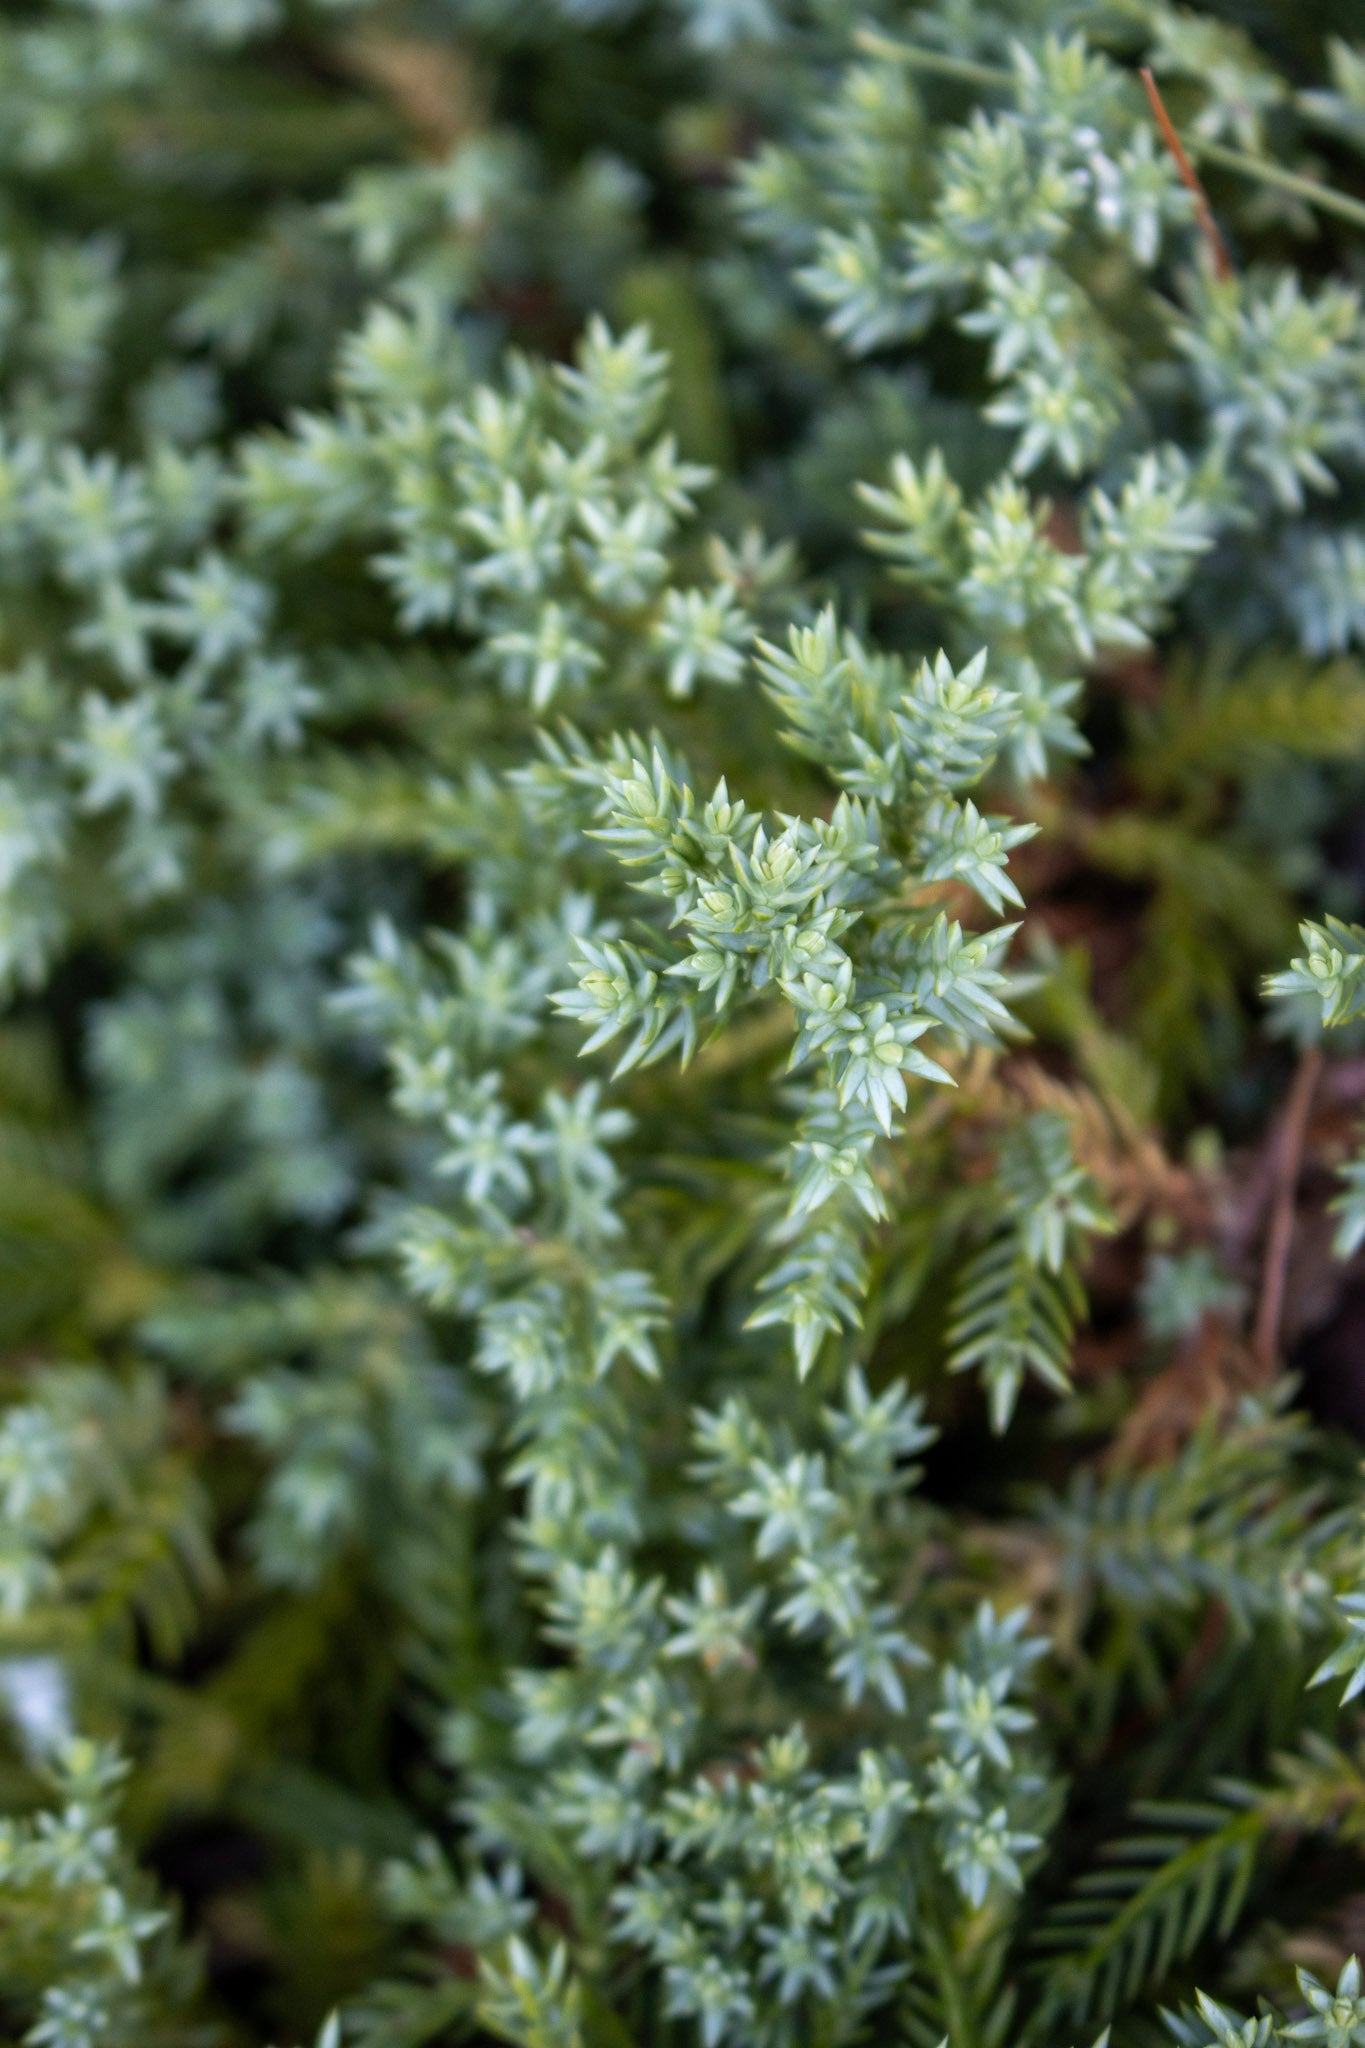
[1033, 1794, 1264, 2031]
[948, 1234, 1084, 1432]
[1035, 1393, 1343, 1639]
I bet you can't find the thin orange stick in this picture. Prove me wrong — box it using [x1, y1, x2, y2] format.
[1140, 67, 1234, 281]
[1253, 1044, 1323, 1373]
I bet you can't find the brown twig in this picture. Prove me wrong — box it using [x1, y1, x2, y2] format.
[1253, 1045, 1324, 1371]
[1140, 68, 1234, 282]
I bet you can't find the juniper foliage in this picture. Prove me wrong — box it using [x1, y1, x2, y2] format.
[3, 3, 1365, 2047]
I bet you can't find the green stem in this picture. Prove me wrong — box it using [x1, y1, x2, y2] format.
[851, 27, 1009, 92]
[851, 29, 1365, 235]
[920, 1904, 978, 2048]
[1196, 139, 1365, 232]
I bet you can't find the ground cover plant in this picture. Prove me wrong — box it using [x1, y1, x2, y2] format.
[5, 1, 1365, 2045]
